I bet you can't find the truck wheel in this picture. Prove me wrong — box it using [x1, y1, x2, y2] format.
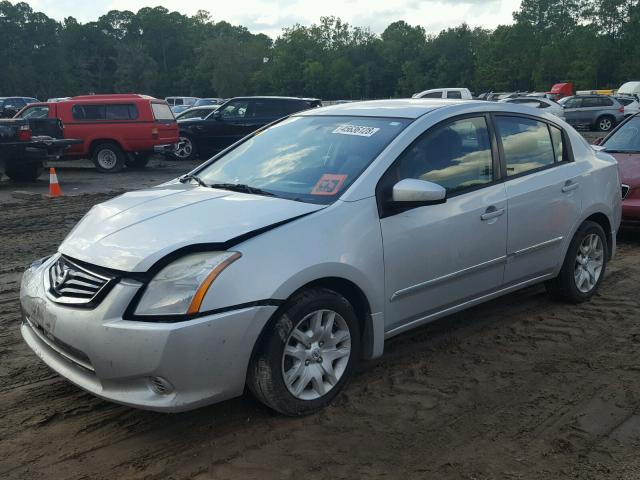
[92, 143, 125, 173]
[173, 136, 197, 161]
[545, 221, 607, 303]
[247, 288, 360, 416]
[596, 115, 615, 132]
[4, 162, 44, 181]
[126, 152, 152, 169]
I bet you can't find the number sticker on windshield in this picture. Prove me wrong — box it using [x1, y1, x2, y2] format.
[332, 125, 380, 137]
[311, 174, 348, 195]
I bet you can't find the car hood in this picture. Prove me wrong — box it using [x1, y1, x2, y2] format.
[59, 184, 325, 272]
[611, 152, 640, 187]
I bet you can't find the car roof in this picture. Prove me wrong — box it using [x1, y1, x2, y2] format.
[228, 96, 320, 102]
[296, 99, 475, 119]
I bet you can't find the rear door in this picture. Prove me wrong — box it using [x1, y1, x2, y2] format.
[495, 115, 583, 284]
[562, 97, 583, 127]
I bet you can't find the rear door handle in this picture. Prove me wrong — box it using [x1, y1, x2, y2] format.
[481, 207, 505, 221]
[562, 181, 579, 193]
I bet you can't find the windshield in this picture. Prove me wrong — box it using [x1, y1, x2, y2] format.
[196, 115, 410, 204]
[603, 116, 640, 153]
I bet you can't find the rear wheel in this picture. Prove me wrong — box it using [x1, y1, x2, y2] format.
[247, 288, 360, 416]
[5, 162, 44, 181]
[92, 143, 125, 173]
[126, 152, 152, 169]
[596, 115, 615, 132]
[545, 221, 607, 303]
[173, 136, 197, 160]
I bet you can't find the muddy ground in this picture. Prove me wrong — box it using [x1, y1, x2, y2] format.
[2, 192, 640, 480]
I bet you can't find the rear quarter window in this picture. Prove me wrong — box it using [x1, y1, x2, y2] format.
[151, 103, 175, 121]
[72, 104, 139, 121]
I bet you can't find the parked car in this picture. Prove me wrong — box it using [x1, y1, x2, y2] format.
[15, 94, 179, 172]
[0, 117, 80, 181]
[596, 113, 640, 227]
[175, 105, 219, 121]
[20, 99, 621, 415]
[174, 96, 321, 160]
[47, 97, 71, 103]
[193, 98, 224, 107]
[166, 96, 199, 115]
[412, 88, 472, 100]
[562, 95, 625, 131]
[0, 97, 39, 118]
[500, 96, 565, 119]
[615, 95, 640, 117]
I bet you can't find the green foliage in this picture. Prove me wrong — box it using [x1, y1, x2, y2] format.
[1, 0, 639, 100]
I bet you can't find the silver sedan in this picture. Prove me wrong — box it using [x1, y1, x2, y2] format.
[20, 99, 621, 415]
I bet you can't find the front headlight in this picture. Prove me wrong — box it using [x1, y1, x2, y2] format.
[134, 251, 241, 316]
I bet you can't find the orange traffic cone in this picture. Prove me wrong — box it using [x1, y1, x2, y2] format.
[47, 167, 63, 198]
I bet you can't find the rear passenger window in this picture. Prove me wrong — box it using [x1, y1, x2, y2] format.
[106, 104, 138, 120]
[495, 116, 556, 176]
[599, 97, 613, 107]
[421, 91, 443, 98]
[582, 98, 600, 108]
[447, 91, 462, 99]
[394, 116, 494, 194]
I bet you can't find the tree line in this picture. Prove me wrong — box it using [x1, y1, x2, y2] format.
[0, 0, 639, 101]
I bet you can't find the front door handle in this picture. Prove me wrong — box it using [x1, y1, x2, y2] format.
[562, 181, 579, 193]
[481, 206, 505, 221]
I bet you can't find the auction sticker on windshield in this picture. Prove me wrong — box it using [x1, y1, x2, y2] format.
[311, 174, 348, 195]
[332, 125, 380, 137]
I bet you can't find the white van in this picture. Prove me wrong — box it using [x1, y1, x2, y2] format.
[412, 88, 473, 100]
[618, 82, 640, 97]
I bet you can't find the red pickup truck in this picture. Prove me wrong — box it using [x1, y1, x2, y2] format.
[15, 94, 179, 172]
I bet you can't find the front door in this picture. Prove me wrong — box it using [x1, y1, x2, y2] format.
[379, 115, 508, 333]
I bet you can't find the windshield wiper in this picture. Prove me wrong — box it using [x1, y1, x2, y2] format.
[208, 183, 276, 197]
[179, 174, 209, 187]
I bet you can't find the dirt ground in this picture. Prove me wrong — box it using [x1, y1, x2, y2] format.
[2, 192, 640, 480]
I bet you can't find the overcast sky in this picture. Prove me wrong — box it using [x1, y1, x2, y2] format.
[27, 0, 522, 38]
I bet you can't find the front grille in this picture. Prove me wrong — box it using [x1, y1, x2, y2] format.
[46, 256, 115, 306]
[622, 184, 630, 199]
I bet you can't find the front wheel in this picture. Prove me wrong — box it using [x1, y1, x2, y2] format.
[545, 221, 607, 303]
[247, 288, 360, 416]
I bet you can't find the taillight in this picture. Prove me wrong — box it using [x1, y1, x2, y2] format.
[17, 125, 32, 142]
[619, 106, 625, 113]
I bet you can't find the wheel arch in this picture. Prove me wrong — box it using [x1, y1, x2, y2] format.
[583, 212, 613, 260]
[89, 138, 125, 155]
[248, 276, 379, 375]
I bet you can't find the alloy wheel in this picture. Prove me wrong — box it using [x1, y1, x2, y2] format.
[599, 118, 612, 131]
[281, 309, 351, 401]
[574, 233, 604, 293]
[174, 137, 193, 159]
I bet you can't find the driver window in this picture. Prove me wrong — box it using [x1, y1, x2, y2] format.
[393, 116, 494, 194]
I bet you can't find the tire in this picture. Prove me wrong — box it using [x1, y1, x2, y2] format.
[92, 142, 125, 173]
[173, 135, 197, 161]
[545, 221, 607, 303]
[4, 162, 44, 181]
[247, 288, 361, 416]
[596, 115, 615, 132]
[125, 152, 152, 169]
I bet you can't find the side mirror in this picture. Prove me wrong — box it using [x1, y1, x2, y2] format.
[392, 178, 446, 205]
[213, 110, 222, 120]
[593, 137, 603, 146]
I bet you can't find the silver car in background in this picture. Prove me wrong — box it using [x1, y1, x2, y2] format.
[20, 99, 621, 416]
[500, 96, 566, 119]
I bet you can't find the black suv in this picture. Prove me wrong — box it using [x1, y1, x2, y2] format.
[174, 96, 321, 160]
[0, 97, 39, 118]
